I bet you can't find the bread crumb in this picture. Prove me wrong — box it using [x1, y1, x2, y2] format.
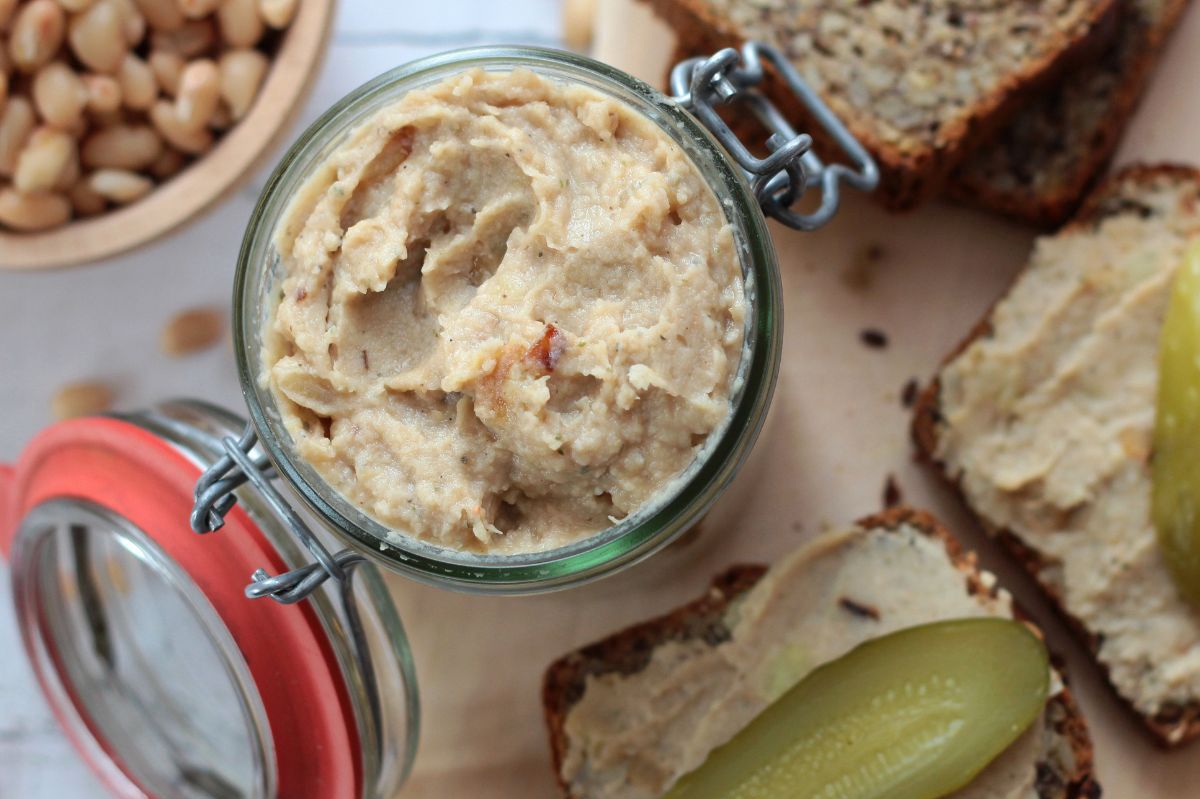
[860, 328, 889, 349]
[842, 243, 885, 292]
[1118, 427, 1150, 463]
[839, 596, 881, 620]
[882, 474, 902, 507]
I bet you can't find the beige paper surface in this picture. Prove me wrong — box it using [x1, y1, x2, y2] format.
[393, 3, 1200, 795]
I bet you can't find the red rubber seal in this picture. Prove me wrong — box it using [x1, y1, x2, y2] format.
[0, 417, 361, 799]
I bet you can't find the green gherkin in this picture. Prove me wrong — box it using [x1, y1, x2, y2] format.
[662, 619, 1049, 799]
[1153, 241, 1200, 606]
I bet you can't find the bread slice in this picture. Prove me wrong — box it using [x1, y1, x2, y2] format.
[640, 0, 1118, 209]
[914, 164, 1200, 746]
[543, 507, 1098, 798]
[948, 0, 1193, 226]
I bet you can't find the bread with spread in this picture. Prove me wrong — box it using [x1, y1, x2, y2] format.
[949, 0, 1193, 226]
[639, 0, 1119, 208]
[914, 164, 1200, 745]
[543, 507, 1098, 798]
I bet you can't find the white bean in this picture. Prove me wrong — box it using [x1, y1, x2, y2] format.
[81, 123, 161, 169]
[53, 139, 80, 189]
[55, 0, 96, 12]
[117, 53, 157, 109]
[14, 127, 75, 192]
[69, 178, 106, 215]
[0, 186, 71, 230]
[150, 18, 214, 57]
[208, 100, 232, 130]
[216, 47, 265, 119]
[149, 49, 183, 94]
[10, 0, 67, 73]
[132, 0, 183, 31]
[149, 145, 184, 178]
[0, 0, 18, 29]
[562, 0, 596, 52]
[173, 57, 218, 130]
[32, 61, 87, 128]
[88, 167, 152, 203]
[83, 73, 123, 112]
[216, 0, 261, 48]
[51, 381, 114, 418]
[149, 99, 211, 153]
[64, 115, 88, 138]
[258, 0, 294, 28]
[0, 97, 36, 176]
[178, 0, 220, 19]
[110, 0, 147, 45]
[69, 0, 128, 73]
[89, 107, 125, 127]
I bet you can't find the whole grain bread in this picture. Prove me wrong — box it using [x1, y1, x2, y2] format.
[642, 0, 1119, 209]
[948, 0, 1192, 226]
[913, 164, 1200, 747]
[543, 506, 1099, 798]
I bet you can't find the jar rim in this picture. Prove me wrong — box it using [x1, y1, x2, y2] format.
[232, 45, 783, 593]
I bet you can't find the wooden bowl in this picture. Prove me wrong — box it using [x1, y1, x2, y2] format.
[0, 0, 336, 271]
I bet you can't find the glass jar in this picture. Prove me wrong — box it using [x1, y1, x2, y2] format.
[234, 45, 806, 594]
[0, 43, 874, 799]
[0, 401, 418, 799]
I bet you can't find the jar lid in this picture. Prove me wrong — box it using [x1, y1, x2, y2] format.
[0, 401, 419, 799]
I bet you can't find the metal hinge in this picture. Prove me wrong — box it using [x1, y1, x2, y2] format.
[191, 424, 363, 604]
[670, 41, 879, 231]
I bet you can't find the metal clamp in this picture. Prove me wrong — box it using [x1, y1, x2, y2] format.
[188, 421, 382, 764]
[670, 42, 878, 230]
[191, 423, 363, 605]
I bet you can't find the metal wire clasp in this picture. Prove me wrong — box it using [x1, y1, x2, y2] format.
[191, 423, 362, 604]
[670, 41, 878, 230]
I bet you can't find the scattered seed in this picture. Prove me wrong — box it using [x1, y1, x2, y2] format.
[52, 380, 113, 419]
[901, 378, 919, 409]
[160, 305, 224, 356]
[562, 0, 596, 51]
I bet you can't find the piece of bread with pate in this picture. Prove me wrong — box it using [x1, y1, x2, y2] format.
[639, 0, 1119, 209]
[914, 164, 1200, 746]
[543, 507, 1098, 799]
[948, 0, 1193, 226]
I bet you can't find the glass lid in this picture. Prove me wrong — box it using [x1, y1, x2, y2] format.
[11, 499, 273, 799]
[0, 401, 420, 799]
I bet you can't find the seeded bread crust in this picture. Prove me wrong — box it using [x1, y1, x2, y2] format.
[641, 0, 1119, 209]
[912, 163, 1200, 747]
[542, 506, 1099, 798]
[948, 0, 1193, 226]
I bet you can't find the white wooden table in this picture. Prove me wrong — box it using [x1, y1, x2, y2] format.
[4, 1, 1200, 797]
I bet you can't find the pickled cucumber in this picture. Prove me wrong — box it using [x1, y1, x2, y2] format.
[1153, 241, 1200, 606]
[662, 618, 1049, 799]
